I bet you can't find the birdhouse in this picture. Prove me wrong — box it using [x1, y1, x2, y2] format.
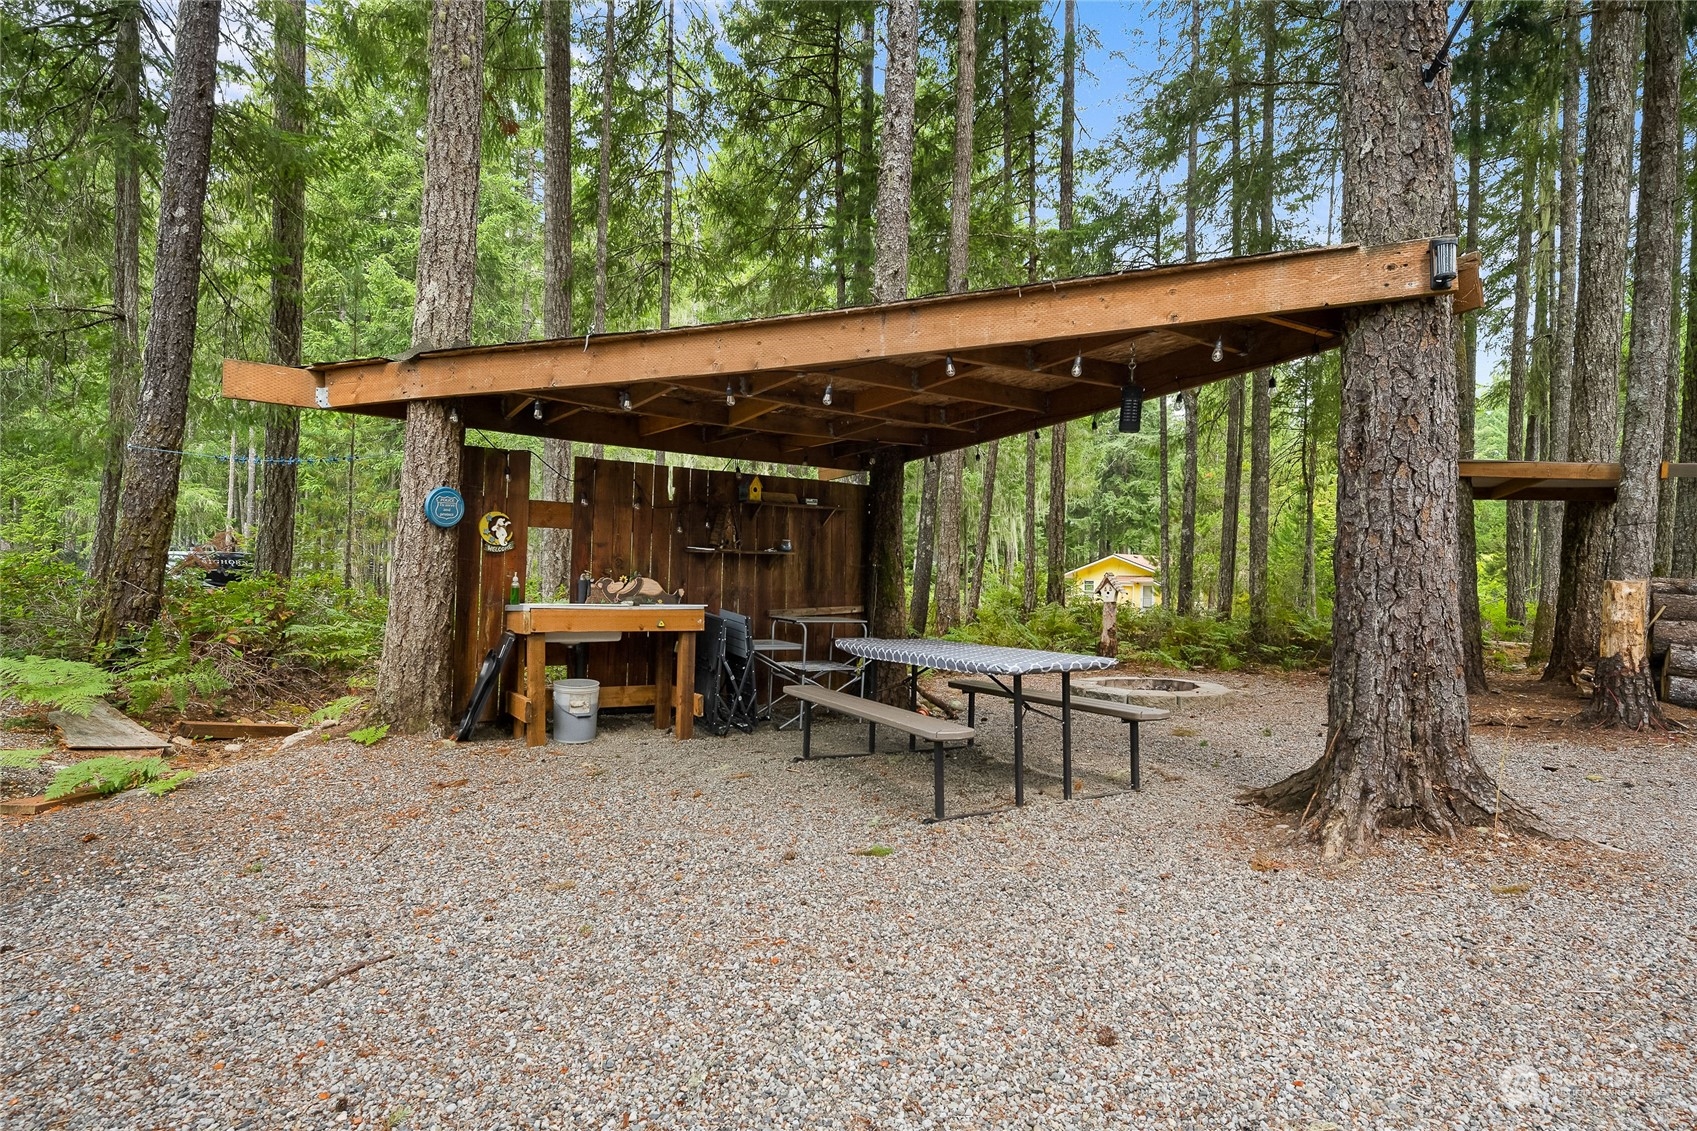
[739, 475, 763, 503]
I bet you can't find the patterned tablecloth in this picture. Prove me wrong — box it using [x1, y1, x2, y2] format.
[834, 637, 1115, 675]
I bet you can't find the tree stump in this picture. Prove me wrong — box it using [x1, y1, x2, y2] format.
[1582, 579, 1665, 729]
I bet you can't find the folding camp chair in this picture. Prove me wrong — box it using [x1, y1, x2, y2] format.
[716, 610, 760, 734]
[695, 614, 732, 736]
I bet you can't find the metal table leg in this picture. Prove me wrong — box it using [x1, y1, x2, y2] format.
[1012, 673, 1025, 806]
[908, 663, 918, 752]
[932, 738, 945, 819]
[1061, 671, 1073, 800]
[1129, 720, 1141, 791]
[865, 658, 877, 753]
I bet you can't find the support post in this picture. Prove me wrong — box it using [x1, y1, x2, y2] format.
[1012, 673, 1025, 806]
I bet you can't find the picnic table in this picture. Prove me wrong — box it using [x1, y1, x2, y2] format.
[833, 638, 1115, 806]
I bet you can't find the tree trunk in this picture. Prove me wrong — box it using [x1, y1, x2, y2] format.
[1532, 3, 1583, 662]
[1653, 120, 1683, 576]
[1179, 392, 1199, 614]
[1676, 146, 1697, 579]
[1246, 0, 1275, 643]
[1042, 0, 1075, 607]
[1455, 34, 1488, 693]
[1300, 372, 1318, 615]
[591, 0, 615, 334]
[254, 0, 307, 578]
[537, 0, 573, 601]
[967, 441, 997, 616]
[1505, 170, 1534, 623]
[867, 0, 919, 644]
[1594, 0, 1679, 727]
[97, 0, 220, 644]
[1243, 0, 1536, 861]
[1216, 378, 1244, 618]
[659, 0, 674, 330]
[1581, 581, 1661, 728]
[854, 15, 876, 303]
[89, 2, 142, 583]
[872, 0, 918, 307]
[1546, 0, 1640, 683]
[1022, 432, 1038, 615]
[226, 430, 237, 534]
[243, 429, 256, 536]
[375, 0, 483, 734]
[910, 460, 938, 631]
[1159, 394, 1171, 608]
[934, 0, 975, 635]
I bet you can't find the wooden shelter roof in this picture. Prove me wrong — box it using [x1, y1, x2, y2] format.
[225, 238, 1479, 471]
[1460, 460, 1696, 502]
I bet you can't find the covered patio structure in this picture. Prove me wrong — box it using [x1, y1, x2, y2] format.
[224, 238, 1480, 737]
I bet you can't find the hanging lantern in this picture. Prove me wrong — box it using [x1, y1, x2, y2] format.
[1119, 384, 1144, 433]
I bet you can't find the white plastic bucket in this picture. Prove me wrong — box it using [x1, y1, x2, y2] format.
[552, 679, 601, 744]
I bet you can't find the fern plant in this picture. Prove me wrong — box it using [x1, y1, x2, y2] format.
[0, 656, 117, 716]
[118, 627, 230, 714]
[348, 723, 389, 746]
[1, 748, 48, 769]
[45, 755, 194, 799]
[308, 694, 364, 724]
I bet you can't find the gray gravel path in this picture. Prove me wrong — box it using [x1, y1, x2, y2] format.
[3, 671, 1694, 1129]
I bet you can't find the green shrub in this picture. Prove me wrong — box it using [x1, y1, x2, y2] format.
[116, 627, 232, 715]
[0, 656, 117, 715]
[0, 551, 92, 660]
[45, 755, 194, 799]
[943, 582, 1097, 654]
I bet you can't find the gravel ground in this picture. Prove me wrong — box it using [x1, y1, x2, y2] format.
[3, 670, 1694, 1130]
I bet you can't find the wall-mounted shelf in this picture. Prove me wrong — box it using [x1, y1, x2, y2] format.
[743, 500, 839, 524]
[684, 546, 795, 557]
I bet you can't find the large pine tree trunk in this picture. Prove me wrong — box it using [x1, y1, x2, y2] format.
[867, 0, 919, 648]
[659, 0, 674, 330]
[89, 3, 142, 584]
[375, 0, 483, 734]
[97, 0, 221, 643]
[1454, 40, 1488, 693]
[909, 460, 938, 632]
[1159, 395, 1171, 608]
[537, 0, 574, 601]
[1676, 161, 1697, 579]
[1591, 0, 1679, 729]
[967, 441, 998, 615]
[1021, 433, 1038, 615]
[1505, 171, 1534, 624]
[1246, 0, 1275, 643]
[1545, 1, 1640, 683]
[591, 0, 615, 335]
[1216, 379, 1244, 618]
[1042, 0, 1075, 609]
[255, 0, 308, 578]
[1244, 0, 1536, 861]
[1177, 0, 1200, 617]
[933, 0, 975, 635]
[1532, 5, 1583, 661]
[1653, 121, 1683, 576]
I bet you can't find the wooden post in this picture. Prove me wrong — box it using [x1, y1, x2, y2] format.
[1099, 594, 1118, 658]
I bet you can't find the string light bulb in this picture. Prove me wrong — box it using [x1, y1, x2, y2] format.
[822, 381, 834, 407]
[725, 382, 736, 407]
[532, 399, 544, 421]
[447, 404, 459, 424]
[618, 390, 633, 412]
[944, 355, 956, 378]
[1211, 337, 1224, 363]
[1072, 354, 1083, 378]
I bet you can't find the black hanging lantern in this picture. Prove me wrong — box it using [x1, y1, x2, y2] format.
[1119, 383, 1145, 433]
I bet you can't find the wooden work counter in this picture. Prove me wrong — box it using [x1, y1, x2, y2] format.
[503, 603, 706, 745]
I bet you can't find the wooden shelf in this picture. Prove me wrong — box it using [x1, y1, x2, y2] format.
[684, 547, 795, 557]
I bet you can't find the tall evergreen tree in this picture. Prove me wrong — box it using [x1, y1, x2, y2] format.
[97, 0, 222, 642]
[538, 0, 574, 600]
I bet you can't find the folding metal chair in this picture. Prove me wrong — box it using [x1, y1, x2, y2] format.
[716, 610, 760, 734]
[695, 614, 732, 736]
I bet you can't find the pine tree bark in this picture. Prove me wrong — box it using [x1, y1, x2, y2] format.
[910, 460, 938, 631]
[1654, 122, 1685, 576]
[1177, 0, 1201, 616]
[1455, 36, 1488, 693]
[1244, 0, 1536, 861]
[1246, 0, 1275, 643]
[375, 0, 483, 733]
[97, 0, 221, 643]
[1021, 432, 1038, 614]
[1042, 0, 1075, 608]
[591, 0, 615, 334]
[1675, 160, 1697, 579]
[1505, 170, 1534, 623]
[1159, 395, 1171, 608]
[933, 0, 975, 635]
[1532, 4, 1583, 661]
[1545, 0, 1640, 684]
[1592, 0, 1678, 728]
[660, 0, 675, 329]
[867, 0, 919, 646]
[89, 2, 142, 584]
[255, 0, 308, 578]
[1216, 378, 1244, 617]
[538, 0, 574, 601]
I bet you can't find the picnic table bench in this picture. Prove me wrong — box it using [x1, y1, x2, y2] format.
[784, 683, 974, 820]
[947, 677, 1168, 792]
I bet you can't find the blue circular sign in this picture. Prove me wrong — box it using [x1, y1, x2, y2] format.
[423, 486, 465, 528]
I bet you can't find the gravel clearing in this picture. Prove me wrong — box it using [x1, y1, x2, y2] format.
[3, 670, 1694, 1130]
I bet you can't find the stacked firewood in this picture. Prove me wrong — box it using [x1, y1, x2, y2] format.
[1652, 579, 1697, 707]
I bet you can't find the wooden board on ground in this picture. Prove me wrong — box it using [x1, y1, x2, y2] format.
[49, 700, 165, 751]
[176, 720, 300, 740]
[0, 787, 104, 817]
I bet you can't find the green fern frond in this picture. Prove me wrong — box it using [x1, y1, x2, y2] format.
[45, 755, 172, 799]
[308, 694, 364, 724]
[141, 769, 196, 796]
[348, 723, 389, 746]
[0, 656, 116, 716]
[0, 748, 48, 769]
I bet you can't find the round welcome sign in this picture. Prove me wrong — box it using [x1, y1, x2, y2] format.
[423, 486, 465, 528]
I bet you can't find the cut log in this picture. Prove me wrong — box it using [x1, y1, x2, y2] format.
[1664, 675, 1697, 708]
[1649, 578, 1697, 598]
[1667, 643, 1697, 679]
[1582, 579, 1662, 729]
[1650, 618, 1697, 656]
[1649, 594, 1697, 621]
